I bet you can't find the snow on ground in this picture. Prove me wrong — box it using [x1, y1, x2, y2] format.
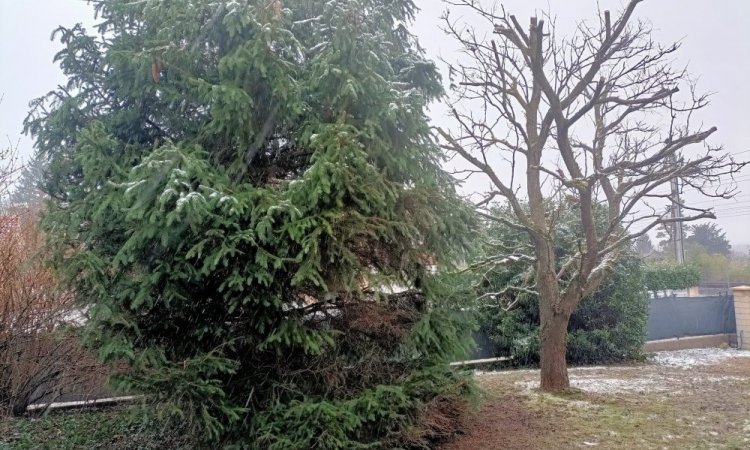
[571, 374, 744, 395]
[569, 375, 669, 394]
[515, 375, 675, 394]
[651, 347, 750, 369]
[481, 347, 750, 395]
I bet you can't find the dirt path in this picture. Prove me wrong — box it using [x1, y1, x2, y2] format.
[442, 348, 750, 450]
[440, 395, 556, 450]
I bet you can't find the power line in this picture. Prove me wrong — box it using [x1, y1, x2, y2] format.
[687, 197, 750, 206]
[713, 210, 750, 216]
[714, 211, 750, 219]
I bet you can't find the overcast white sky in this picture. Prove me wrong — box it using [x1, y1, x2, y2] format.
[1, 0, 749, 245]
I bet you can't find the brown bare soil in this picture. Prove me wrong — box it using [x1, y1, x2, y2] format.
[441, 349, 750, 450]
[441, 395, 559, 450]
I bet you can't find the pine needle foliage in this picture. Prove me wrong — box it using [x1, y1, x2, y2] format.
[25, 1, 475, 447]
[8, 153, 48, 208]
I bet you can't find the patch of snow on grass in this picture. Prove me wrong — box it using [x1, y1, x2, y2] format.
[571, 375, 671, 394]
[568, 372, 744, 395]
[515, 370, 744, 395]
[515, 375, 670, 394]
[479, 348, 749, 396]
[651, 348, 750, 369]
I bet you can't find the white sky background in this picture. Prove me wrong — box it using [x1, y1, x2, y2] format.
[0, 0, 749, 245]
[413, 0, 750, 248]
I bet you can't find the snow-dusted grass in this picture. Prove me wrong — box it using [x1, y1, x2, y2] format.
[480, 347, 750, 395]
[517, 371, 744, 395]
[651, 347, 750, 369]
[466, 347, 750, 449]
[515, 376, 670, 394]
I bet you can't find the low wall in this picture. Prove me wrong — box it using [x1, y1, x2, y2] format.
[643, 333, 737, 352]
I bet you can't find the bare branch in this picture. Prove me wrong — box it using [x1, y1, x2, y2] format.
[440, 0, 745, 389]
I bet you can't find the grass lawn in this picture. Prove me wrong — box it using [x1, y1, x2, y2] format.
[2, 348, 748, 449]
[442, 348, 750, 450]
[0, 407, 191, 450]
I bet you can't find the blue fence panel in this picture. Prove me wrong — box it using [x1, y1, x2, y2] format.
[470, 295, 736, 358]
[646, 295, 736, 341]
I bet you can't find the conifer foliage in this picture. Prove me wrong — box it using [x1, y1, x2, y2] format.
[26, 1, 474, 447]
[8, 153, 48, 208]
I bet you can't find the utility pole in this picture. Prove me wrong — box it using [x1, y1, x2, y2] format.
[670, 158, 685, 264]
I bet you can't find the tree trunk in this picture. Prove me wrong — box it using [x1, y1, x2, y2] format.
[539, 305, 571, 392]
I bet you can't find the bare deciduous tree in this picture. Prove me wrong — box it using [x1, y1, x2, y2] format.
[0, 213, 108, 415]
[0, 95, 22, 208]
[2, 96, 109, 415]
[439, 0, 745, 391]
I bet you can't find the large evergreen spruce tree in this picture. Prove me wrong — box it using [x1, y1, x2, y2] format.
[26, 0, 474, 447]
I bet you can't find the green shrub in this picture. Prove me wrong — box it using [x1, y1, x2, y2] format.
[459, 204, 649, 367]
[643, 262, 700, 294]
[478, 253, 648, 366]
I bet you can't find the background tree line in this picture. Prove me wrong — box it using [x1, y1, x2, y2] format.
[636, 222, 750, 284]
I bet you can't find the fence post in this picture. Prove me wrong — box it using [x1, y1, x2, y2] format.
[732, 286, 750, 350]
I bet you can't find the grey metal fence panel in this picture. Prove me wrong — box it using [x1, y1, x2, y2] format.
[646, 295, 736, 341]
